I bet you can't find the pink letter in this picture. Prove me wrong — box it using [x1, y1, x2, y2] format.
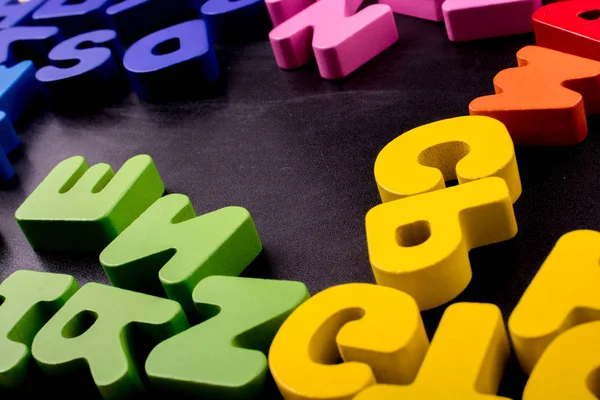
[269, 0, 398, 80]
[265, 0, 314, 27]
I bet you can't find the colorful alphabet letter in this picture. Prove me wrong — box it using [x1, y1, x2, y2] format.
[146, 276, 309, 399]
[0, 271, 78, 390]
[100, 194, 262, 315]
[15, 155, 164, 252]
[32, 283, 189, 399]
[268, 0, 398, 79]
[509, 230, 600, 374]
[470, 46, 600, 146]
[374, 116, 521, 203]
[366, 178, 517, 310]
[269, 283, 428, 400]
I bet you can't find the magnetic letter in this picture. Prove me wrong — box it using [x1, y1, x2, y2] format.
[0, 0, 46, 29]
[0, 270, 78, 389]
[533, 0, 600, 62]
[355, 303, 510, 400]
[123, 20, 219, 102]
[15, 155, 164, 252]
[201, 0, 272, 43]
[35, 30, 126, 109]
[32, 0, 113, 37]
[32, 283, 189, 399]
[269, 283, 428, 400]
[366, 178, 517, 310]
[509, 230, 600, 374]
[100, 194, 263, 315]
[470, 46, 600, 145]
[268, 0, 398, 79]
[146, 276, 309, 398]
[375, 116, 521, 203]
[523, 321, 600, 400]
[0, 26, 61, 68]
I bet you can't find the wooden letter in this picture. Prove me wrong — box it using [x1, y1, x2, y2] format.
[470, 46, 600, 145]
[509, 230, 600, 374]
[366, 178, 517, 310]
[375, 116, 521, 203]
[269, 283, 428, 400]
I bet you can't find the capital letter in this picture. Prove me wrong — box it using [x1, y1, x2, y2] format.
[266, 0, 314, 27]
[0, 271, 78, 389]
[268, 0, 398, 79]
[32, 283, 189, 399]
[146, 276, 309, 398]
[15, 155, 164, 252]
[100, 194, 262, 315]
[470, 46, 600, 145]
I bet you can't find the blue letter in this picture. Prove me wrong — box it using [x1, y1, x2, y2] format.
[0, 62, 39, 182]
[32, 0, 112, 37]
[0, 0, 46, 29]
[0, 112, 18, 182]
[123, 20, 218, 102]
[0, 26, 62, 68]
[36, 30, 125, 110]
[201, 0, 271, 43]
[0, 61, 39, 124]
[106, 0, 199, 45]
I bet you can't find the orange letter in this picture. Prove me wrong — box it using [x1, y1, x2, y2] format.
[470, 46, 600, 146]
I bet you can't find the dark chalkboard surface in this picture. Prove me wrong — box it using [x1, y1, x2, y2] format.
[0, 14, 595, 399]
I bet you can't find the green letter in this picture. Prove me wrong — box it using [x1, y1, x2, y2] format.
[15, 155, 164, 251]
[0, 270, 78, 390]
[146, 276, 309, 399]
[32, 283, 189, 399]
[99, 194, 262, 314]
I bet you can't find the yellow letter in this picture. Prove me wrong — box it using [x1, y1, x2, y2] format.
[268, 283, 428, 400]
[355, 303, 510, 400]
[374, 116, 521, 203]
[509, 230, 600, 374]
[523, 321, 600, 400]
[366, 178, 517, 310]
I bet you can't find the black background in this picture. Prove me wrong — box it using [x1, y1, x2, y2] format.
[0, 13, 596, 399]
